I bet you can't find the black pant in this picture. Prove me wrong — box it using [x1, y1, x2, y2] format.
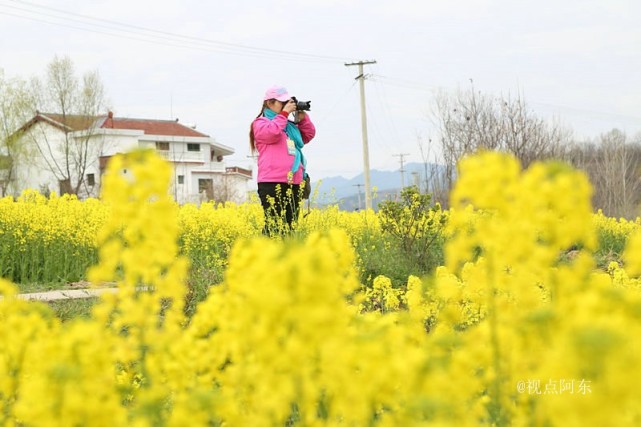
[257, 182, 302, 236]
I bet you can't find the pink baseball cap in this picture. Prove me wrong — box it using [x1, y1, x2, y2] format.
[264, 85, 291, 102]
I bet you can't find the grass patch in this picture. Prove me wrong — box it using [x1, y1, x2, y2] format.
[14, 282, 66, 294]
[47, 297, 97, 322]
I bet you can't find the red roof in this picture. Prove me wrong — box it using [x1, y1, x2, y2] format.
[101, 116, 209, 137]
[32, 112, 209, 138]
[35, 113, 98, 131]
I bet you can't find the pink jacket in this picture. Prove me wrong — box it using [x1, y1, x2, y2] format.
[252, 112, 316, 184]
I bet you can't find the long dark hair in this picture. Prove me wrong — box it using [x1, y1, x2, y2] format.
[249, 101, 269, 153]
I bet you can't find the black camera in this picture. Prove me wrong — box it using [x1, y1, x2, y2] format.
[291, 96, 311, 111]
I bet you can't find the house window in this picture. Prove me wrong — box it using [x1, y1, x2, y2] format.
[187, 143, 200, 152]
[156, 142, 170, 151]
[178, 175, 184, 184]
[87, 173, 95, 187]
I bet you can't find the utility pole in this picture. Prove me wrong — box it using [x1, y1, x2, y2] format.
[345, 59, 376, 210]
[353, 183, 364, 211]
[393, 153, 410, 189]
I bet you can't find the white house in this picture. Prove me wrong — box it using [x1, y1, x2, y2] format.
[6, 112, 252, 204]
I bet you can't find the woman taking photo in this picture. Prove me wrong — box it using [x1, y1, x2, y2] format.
[249, 85, 316, 235]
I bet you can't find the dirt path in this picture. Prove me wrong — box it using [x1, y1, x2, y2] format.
[10, 287, 119, 301]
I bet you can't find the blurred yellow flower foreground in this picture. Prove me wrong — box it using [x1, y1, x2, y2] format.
[1, 150, 641, 426]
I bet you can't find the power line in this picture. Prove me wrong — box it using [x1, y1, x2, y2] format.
[315, 81, 358, 126]
[371, 69, 402, 143]
[0, 0, 353, 64]
[3, 0, 348, 61]
[0, 9, 271, 60]
[371, 75, 438, 92]
[364, 87, 390, 156]
[368, 68, 404, 159]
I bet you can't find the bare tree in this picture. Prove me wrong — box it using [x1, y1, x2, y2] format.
[210, 173, 243, 204]
[432, 83, 573, 191]
[0, 70, 34, 196]
[416, 131, 450, 206]
[500, 93, 572, 167]
[26, 56, 110, 195]
[569, 129, 641, 218]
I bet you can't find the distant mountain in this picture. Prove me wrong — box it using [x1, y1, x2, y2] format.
[311, 162, 446, 211]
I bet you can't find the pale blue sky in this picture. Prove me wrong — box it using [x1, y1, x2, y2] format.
[1, 0, 640, 179]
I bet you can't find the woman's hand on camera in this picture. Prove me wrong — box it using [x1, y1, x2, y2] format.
[283, 100, 297, 114]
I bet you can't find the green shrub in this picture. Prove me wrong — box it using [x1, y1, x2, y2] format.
[378, 186, 447, 272]
[355, 187, 446, 288]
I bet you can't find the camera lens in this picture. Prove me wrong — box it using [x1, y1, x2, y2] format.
[290, 96, 311, 111]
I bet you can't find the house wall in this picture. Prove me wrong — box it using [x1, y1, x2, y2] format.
[189, 172, 250, 205]
[12, 121, 250, 204]
[226, 173, 253, 203]
[155, 140, 224, 204]
[97, 132, 250, 204]
[171, 162, 194, 204]
[12, 122, 85, 197]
